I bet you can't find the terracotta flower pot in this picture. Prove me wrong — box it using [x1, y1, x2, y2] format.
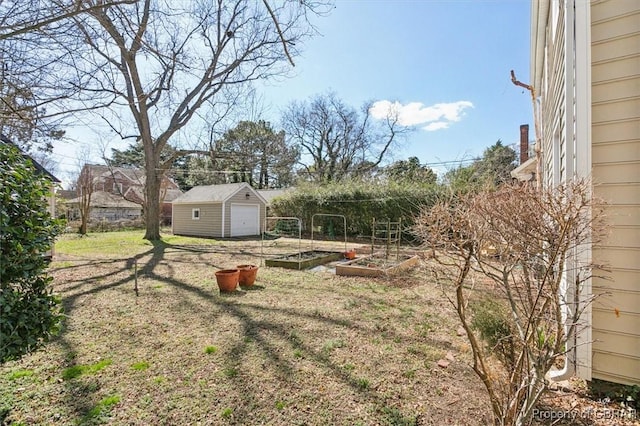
[344, 249, 356, 260]
[215, 269, 239, 292]
[237, 264, 258, 286]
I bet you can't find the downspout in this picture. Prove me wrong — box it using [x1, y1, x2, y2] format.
[574, 0, 592, 381]
[531, 0, 549, 98]
[221, 201, 226, 238]
[532, 0, 550, 190]
[511, 0, 549, 190]
[510, 72, 541, 189]
[527, 0, 577, 382]
[548, 0, 582, 382]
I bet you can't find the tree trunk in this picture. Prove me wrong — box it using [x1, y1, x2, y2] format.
[79, 197, 89, 234]
[143, 162, 161, 240]
[260, 158, 269, 188]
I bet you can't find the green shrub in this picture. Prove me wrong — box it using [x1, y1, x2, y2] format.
[471, 298, 517, 368]
[61, 365, 84, 380]
[223, 367, 238, 378]
[0, 143, 63, 363]
[379, 406, 418, 426]
[589, 379, 639, 410]
[270, 179, 442, 241]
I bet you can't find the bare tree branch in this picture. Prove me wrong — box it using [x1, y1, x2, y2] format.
[262, 0, 295, 67]
[0, 0, 138, 40]
[414, 179, 607, 425]
[282, 92, 407, 182]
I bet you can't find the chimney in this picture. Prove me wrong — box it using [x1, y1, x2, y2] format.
[519, 124, 529, 165]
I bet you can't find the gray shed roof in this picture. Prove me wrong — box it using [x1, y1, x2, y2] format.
[172, 182, 266, 204]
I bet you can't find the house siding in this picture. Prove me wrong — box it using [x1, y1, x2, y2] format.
[172, 203, 223, 238]
[222, 191, 266, 237]
[590, 0, 640, 385]
[540, 3, 567, 186]
[539, 0, 596, 379]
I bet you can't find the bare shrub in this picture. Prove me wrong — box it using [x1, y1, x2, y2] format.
[414, 179, 606, 426]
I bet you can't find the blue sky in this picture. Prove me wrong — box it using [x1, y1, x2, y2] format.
[257, 0, 534, 172]
[53, 0, 533, 184]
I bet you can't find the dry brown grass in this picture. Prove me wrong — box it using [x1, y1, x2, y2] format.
[1, 232, 633, 425]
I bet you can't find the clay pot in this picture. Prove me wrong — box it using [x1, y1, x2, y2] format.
[344, 249, 356, 260]
[237, 264, 258, 286]
[215, 269, 239, 292]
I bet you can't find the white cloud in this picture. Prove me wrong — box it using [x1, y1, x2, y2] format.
[423, 121, 450, 132]
[369, 100, 473, 130]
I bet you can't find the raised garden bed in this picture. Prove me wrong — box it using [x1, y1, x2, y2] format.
[335, 254, 420, 277]
[265, 250, 344, 270]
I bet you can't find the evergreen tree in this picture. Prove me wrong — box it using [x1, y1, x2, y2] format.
[443, 140, 517, 189]
[385, 156, 437, 185]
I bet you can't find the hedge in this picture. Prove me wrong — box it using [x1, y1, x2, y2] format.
[269, 180, 443, 242]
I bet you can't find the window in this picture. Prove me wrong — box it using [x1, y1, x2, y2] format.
[112, 182, 123, 194]
[192, 208, 200, 220]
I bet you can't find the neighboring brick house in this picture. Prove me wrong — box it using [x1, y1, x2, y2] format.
[66, 164, 182, 224]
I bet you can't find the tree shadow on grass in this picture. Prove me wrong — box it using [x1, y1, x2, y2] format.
[47, 238, 454, 424]
[217, 301, 427, 423]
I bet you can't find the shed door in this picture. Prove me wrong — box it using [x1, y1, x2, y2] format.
[230, 204, 260, 237]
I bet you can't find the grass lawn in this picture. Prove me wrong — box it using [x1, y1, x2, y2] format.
[1, 231, 631, 425]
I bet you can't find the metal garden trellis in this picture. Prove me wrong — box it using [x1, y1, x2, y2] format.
[261, 216, 302, 266]
[310, 213, 347, 253]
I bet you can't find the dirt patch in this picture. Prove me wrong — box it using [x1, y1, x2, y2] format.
[336, 255, 420, 278]
[265, 250, 344, 270]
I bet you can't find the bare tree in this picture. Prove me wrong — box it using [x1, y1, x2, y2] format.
[282, 92, 407, 183]
[46, 0, 329, 240]
[413, 180, 606, 426]
[0, 1, 136, 149]
[75, 148, 96, 235]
